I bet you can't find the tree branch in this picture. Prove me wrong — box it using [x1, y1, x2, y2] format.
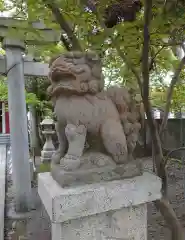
[60, 34, 72, 51]
[93, 8, 143, 94]
[155, 198, 184, 240]
[160, 56, 185, 134]
[113, 43, 143, 93]
[149, 46, 165, 71]
[140, 2, 184, 236]
[141, 0, 167, 192]
[44, 1, 82, 51]
[142, 0, 152, 102]
[164, 147, 185, 166]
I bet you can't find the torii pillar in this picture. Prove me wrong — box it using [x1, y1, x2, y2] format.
[3, 39, 32, 212]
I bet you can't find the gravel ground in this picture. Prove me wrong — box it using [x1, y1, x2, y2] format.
[147, 158, 185, 239]
[4, 153, 51, 240]
[4, 156, 185, 240]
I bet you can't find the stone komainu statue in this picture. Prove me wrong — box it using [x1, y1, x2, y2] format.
[48, 51, 142, 187]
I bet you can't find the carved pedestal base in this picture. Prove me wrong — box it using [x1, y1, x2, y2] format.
[51, 160, 143, 187]
[38, 172, 161, 240]
[51, 152, 143, 187]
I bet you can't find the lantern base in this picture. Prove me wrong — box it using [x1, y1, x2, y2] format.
[41, 150, 55, 163]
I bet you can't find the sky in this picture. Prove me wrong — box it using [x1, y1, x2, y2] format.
[0, 0, 14, 17]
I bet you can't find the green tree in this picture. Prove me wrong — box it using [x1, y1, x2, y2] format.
[0, 77, 40, 106]
[2, 0, 185, 238]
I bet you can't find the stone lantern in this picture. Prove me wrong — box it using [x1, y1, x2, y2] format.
[40, 117, 55, 163]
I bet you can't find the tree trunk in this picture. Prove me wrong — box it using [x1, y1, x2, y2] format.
[145, 103, 184, 240]
[140, 0, 184, 238]
[155, 198, 184, 240]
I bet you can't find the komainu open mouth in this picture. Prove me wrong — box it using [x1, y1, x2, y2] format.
[51, 68, 76, 83]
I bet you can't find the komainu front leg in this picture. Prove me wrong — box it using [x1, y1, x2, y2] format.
[60, 124, 87, 171]
[52, 122, 67, 164]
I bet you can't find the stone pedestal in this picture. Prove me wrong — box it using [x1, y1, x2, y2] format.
[38, 172, 161, 240]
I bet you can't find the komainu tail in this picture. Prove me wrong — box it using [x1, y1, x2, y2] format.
[106, 86, 142, 157]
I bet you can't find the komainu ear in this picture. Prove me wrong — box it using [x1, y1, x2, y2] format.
[47, 85, 53, 96]
[49, 55, 61, 67]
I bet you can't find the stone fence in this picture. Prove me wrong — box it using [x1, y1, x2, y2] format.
[135, 118, 185, 159]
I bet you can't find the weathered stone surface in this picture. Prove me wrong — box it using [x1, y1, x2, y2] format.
[51, 157, 143, 187]
[38, 172, 162, 240]
[52, 204, 147, 240]
[38, 172, 161, 222]
[47, 51, 143, 187]
[40, 117, 55, 163]
[0, 145, 6, 240]
[3, 39, 32, 211]
[0, 56, 49, 77]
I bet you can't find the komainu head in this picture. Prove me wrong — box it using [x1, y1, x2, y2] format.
[48, 51, 104, 97]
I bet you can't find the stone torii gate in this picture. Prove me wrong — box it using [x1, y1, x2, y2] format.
[0, 17, 59, 212]
[0, 54, 49, 77]
[0, 54, 49, 153]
